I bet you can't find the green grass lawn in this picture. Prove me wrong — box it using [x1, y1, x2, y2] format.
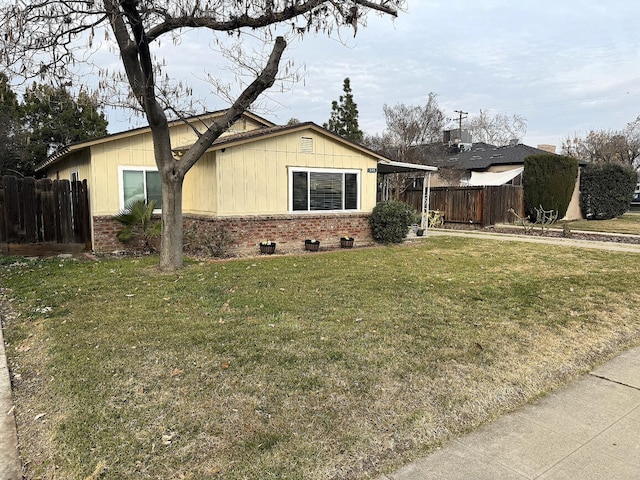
[562, 212, 640, 235]
[2, 237, 640, 479]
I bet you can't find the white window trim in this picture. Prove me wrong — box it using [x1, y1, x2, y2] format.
[118, 166, 162, 213]
[288, 167, 361, 213]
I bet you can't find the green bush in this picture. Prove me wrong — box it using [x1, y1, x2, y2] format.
[369, 201, 417, 244]
[112, 199, 162, 252]
[580, 163, 637, 220]
[523, 154, 578, 220]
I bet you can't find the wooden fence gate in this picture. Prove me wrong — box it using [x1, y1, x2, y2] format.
[0, 176, 91, 255]
[401, 185, 525, 227]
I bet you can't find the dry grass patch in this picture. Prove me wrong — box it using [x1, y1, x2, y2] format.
[2, 237, 640, 479]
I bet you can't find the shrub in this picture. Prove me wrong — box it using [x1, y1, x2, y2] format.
[112, 199, 161, 252]
[523, 154, 578, 220]
[369, 201, 417, 244]
[580, 163, 637, 220]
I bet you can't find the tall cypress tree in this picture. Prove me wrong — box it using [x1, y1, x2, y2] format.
[323, 78, 363, 143]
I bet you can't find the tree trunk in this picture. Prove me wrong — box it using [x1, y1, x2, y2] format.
[158, 170, 185, 271]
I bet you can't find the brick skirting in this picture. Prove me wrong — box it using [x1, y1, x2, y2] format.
[93, 213, 373, 256]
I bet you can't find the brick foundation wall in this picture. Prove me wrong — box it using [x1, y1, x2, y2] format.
[93, 213, 373, 256]
[93, 216, 126, 253]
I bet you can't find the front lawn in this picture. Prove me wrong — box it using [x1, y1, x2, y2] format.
[2, 237, 640, 479]
[563, 212, 640, 235]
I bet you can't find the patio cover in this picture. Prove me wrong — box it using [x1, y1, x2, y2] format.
[377, 160, 438, 175]
[377, 160, 438, 231]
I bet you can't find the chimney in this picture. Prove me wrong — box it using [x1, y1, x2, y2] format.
[537, 144, 557, 154]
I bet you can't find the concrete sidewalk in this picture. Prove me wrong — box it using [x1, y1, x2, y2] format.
[0, 315, 21, 480]
[424, 228, 640, 253]
[376, 346, 640, 479]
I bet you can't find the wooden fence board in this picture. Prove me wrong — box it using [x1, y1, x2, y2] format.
[38, 179, 55, 242]
[0, 176, 90, 253]
[3, 176, 20, 242]
[21, 177, 37, 242]
[401, 185, 524, 227]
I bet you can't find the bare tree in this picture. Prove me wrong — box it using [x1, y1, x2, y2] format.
[378, 92, 445, 159]
[563, 118, 640, 169]
[1, 0, 404, 271]
[464, 109, 527, 146]
[363, 93, 445, 199]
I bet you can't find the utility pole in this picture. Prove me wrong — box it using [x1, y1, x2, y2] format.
[453, 110, 468, 138]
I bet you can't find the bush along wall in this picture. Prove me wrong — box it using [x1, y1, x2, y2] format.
[580, 163, 637, 220]
[523, 154, 578, 220]
[369, 200, 417, 244]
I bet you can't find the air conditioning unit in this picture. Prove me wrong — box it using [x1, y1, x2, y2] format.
[458, 143, 472, 152]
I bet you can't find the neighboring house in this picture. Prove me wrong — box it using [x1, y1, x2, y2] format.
[425, 142, 583, 221]
[36, 110, 399, 254]
[432, 142, 543, 186]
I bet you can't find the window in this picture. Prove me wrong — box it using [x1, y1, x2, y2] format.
[290, 168, 360, 212]
[119, 167, 162, 211]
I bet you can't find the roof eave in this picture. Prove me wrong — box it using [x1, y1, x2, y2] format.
[183, 123, 394, 163]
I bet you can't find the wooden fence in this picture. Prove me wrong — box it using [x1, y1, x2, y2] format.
[0, 176, 91, 255]
[401, 185, 524, 227]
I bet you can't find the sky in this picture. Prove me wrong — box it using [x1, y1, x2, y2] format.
[103, 1, 640, 151]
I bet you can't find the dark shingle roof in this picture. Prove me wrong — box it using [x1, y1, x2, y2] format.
[438, 143, 558, 171]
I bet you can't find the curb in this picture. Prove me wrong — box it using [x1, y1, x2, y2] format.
[0, 314, 22, 479]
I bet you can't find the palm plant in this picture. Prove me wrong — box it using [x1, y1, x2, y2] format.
[113, 199, 161, 252]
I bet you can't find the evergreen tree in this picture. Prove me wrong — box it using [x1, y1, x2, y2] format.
[22, 83, 108, 174]
[0, 73, 26, 175]
[323, 78, 363, 143]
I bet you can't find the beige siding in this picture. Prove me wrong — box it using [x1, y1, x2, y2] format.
[430, 174, 457, 187]
[49, 149, 91, 182]
[564, 169, 583, 221]
[183, 152, 217, 214]
[215, 130, 379, 215]
[89, 133, 158, 215]
[488, 165, 521, 173]
[44, 116, 257, 216]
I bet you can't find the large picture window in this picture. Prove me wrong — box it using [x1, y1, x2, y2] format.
[119, 167, 162, 211]
[290, 168, 360, 212]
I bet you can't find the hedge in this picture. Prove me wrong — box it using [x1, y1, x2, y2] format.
[523, 154, 578, 220]
[580, 163, 637, 219]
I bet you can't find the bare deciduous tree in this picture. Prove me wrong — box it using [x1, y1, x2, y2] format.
[1, 0, 404, 270]
[363, 93, 445, 199]
[562, 118, 640, 169]
[378, 92, 445, 159]
[464, 109, 527, 146]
